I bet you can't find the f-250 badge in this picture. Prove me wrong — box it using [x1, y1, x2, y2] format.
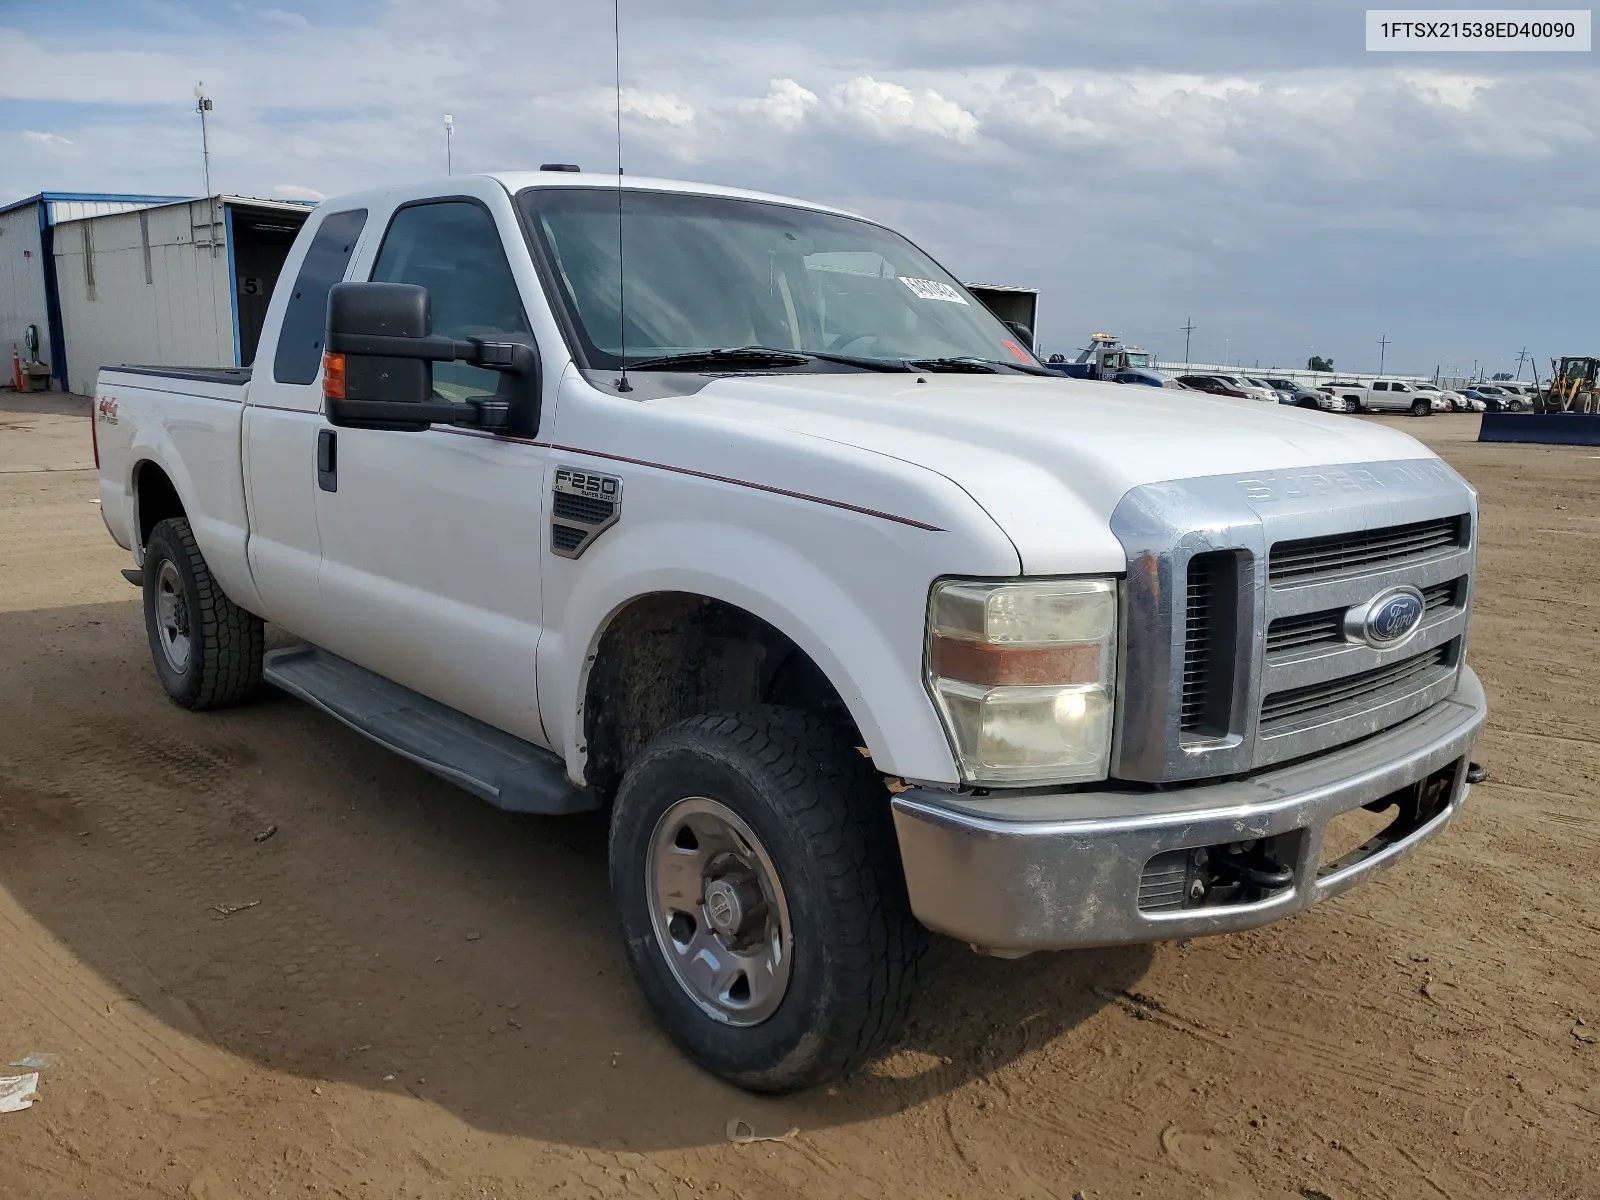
[549, 466, 622, 559]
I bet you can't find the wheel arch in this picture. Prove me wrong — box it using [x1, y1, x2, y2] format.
[131, 458, 188, 555]
[578, 590, 876, 801]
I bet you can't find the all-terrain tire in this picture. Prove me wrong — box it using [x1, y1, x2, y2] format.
[609, 706, 926, 1093]
[143, 517, 264, 709]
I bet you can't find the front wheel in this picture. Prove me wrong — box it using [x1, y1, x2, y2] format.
[610, 707, 925, 1093]
[1506, 399, 1524, 412]
[1412, 398, 1432, 416]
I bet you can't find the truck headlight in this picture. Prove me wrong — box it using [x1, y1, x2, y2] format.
[926, 578, 1117, 786]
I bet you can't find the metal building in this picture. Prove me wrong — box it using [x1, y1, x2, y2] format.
[51, 195, 312, 394]
[0, 192, 190, 390]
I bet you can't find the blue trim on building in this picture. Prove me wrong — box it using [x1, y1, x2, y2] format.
[224, 203, 242, 368]
[0, 192, 193, 221]
[35, 200, 71, 390]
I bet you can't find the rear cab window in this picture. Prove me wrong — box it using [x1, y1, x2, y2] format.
[273, 209, 368, 385]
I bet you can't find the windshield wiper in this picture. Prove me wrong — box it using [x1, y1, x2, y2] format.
[625, 346, 811, 370]
[624, 346, 913, 373]
[906, 356, 1057, 377]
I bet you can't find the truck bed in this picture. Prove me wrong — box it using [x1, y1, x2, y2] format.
[103, 365, 253, 391]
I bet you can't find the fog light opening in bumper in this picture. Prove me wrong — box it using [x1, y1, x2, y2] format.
[1139, 832, 1303, 914]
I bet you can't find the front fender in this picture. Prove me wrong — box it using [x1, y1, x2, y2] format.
[539, 517, 984, 787]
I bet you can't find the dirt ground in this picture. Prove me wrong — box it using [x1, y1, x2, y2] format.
[1, 392, 1596, 1200]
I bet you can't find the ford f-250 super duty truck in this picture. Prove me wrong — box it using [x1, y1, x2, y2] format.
[94, 170, 1486, 1093]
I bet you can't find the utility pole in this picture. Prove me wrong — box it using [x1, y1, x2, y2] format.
[1514, 345, 1530, 379]
[1377, 333, 1390, 376]
[444, 113, 454, 175]
[1181, 317, 1196, 365]
[194, 83, 214, 197]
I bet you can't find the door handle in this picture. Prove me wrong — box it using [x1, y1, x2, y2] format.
[317, 429, 337, 492]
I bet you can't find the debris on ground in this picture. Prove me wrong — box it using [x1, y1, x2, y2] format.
[0, 1074, 40, 1113]
[253, 824, 278, 844]
[726, 1119, 800, 1145]
[9, 1054, 53, 1070]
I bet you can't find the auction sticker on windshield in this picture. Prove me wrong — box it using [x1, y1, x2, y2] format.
[899, 277, 969, 304]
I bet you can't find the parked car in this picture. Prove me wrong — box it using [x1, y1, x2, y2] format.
[1263, 376, 1351, 412]
[1217, 374, 1279, 402]
[1176, 373, 1252, 399]
[1110, 369, 1168, 388]
[91, 168, 1486, 1094]
[1411, 382, 1482, 413]
[1469, 384, 1526, 412]
[1242, 376, 1292, 403]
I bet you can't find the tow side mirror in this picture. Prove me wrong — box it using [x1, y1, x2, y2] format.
[322, 281, 541, 436]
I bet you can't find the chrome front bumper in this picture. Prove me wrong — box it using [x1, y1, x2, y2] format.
[891, 667, 1487, 953]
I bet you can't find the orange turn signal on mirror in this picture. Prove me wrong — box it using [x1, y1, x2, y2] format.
[930, 636, 1101, 687]
[322, 352, 346, 400]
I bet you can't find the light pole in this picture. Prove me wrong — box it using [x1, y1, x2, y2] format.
[444, 113, 454, 175]
[194, 83, 214, 197]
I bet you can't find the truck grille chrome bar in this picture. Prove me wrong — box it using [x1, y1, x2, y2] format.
[1265, 578, 1459, 657]
[1260, 642, 1453, 730]
[1268, 516, 1466, 585]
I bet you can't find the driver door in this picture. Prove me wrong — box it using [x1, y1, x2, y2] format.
[311, 195, 552, 746]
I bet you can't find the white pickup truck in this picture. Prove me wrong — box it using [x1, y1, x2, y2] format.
[94, 170, 1487, 1092]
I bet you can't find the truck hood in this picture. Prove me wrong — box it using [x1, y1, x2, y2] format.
[662, 372, 1438, 574]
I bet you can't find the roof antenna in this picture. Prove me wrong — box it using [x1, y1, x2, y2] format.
[612, 0, 632, 393]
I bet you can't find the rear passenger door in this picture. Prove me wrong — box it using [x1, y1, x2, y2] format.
[311, 194, 553, 747]
[244, 207, 369, 638]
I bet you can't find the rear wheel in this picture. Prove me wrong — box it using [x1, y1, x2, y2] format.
[143, 517, 263, 709]
[610, 707, 925, 1093]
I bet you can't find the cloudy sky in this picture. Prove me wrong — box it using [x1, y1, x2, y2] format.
[4, 0, 1596, 377]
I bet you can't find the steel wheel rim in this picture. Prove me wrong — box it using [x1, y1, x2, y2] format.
[154, 559, 192, 673]
[645, 796, 793, 1027]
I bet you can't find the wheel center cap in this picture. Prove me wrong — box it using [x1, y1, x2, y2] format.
[704, 878, 745, 937]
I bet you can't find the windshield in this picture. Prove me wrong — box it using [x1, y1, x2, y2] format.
[1415, 383, 1438, 391]
[519, 187, 1038, 371]
[1125, 351, 1151, 368]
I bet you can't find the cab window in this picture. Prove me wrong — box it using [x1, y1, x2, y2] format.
[370, 200, 531, 400]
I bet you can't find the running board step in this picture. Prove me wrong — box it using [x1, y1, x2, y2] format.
[263, 646, 593, 815]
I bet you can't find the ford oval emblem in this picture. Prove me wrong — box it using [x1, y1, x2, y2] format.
[1343, 586, 1426, 649]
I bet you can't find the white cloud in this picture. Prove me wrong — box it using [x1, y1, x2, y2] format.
[747, 78, 818, 131]
[830, 76, 979, 144]
[21, 131, 73, 148]
[258, 8, 311, 30]
[1403, 72, 1493, 110]
[617, 89, 696, 128]
[272, 183, 325, 201]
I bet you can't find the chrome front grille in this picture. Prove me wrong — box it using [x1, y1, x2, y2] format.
[1260, 642, 1454, 732]
[1269, 516, 1466, 584]
[1265, 579, 1460, 657]
[1181, 558, 1216, 731]
[1111, 458, 1477, 784]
